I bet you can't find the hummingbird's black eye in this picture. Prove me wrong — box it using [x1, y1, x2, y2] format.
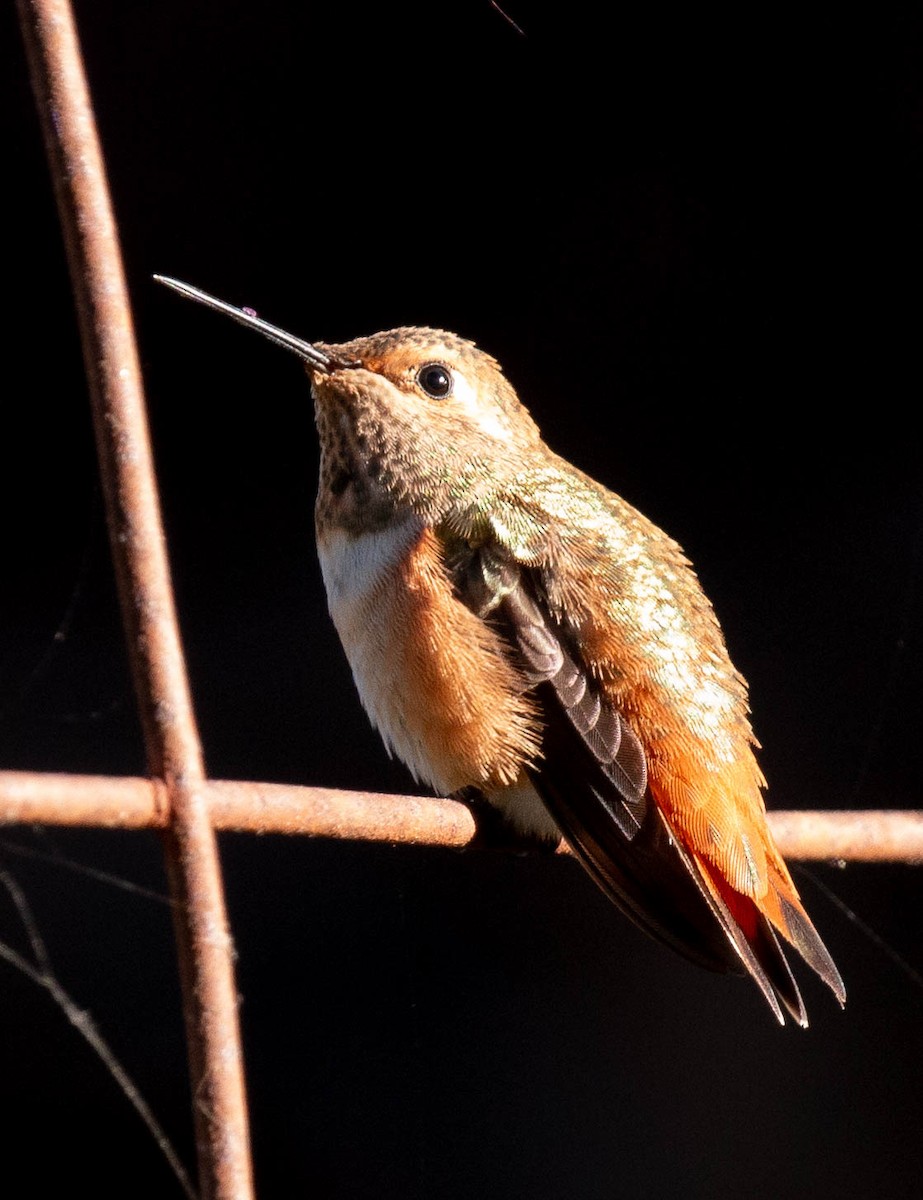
[417, 362, 453, 399]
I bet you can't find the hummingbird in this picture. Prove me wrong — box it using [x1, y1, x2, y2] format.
[155, 275, 845, 1025]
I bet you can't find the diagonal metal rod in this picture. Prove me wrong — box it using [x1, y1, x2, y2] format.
[15, 3, 253, 1197]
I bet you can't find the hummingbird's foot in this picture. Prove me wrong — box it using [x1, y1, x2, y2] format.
[454, 787, 563, 856]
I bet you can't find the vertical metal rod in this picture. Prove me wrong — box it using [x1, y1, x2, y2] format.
[16, 3, 254, 1196]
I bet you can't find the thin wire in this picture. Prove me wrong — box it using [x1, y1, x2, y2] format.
[0, 835, 173, 906]
[0, 870, 198, 1200]
[796, 864, 923, 995]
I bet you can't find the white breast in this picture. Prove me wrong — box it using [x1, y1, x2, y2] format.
[316, 517, 435, 781]
[317, 517, 423, 631]
[315, 516, 554, 828]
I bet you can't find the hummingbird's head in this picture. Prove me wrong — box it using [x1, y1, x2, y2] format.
[153, 278, 544, 523]
[306, 327, 545, 525]
[312, 326, 542, 449]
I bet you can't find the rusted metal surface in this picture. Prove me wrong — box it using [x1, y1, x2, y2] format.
[15, 3, 253, 1197]
[767, 808, 923, 865]
[0, 771, 168, 829]
[0, 771, 477, 844]
[207, 779, 479, 844]
[1, 772, 920, 863]
[7, 1, 922, 1190]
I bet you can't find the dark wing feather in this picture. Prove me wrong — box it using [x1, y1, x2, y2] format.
[456, 541, 810, 1024]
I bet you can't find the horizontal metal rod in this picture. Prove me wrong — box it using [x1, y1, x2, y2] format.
[0, 772, 920, 863]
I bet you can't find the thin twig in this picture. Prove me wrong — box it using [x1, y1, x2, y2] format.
[0, 835, 174, 905]
[0, 871, 198, 1200]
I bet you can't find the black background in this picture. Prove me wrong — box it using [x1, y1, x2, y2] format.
[4, 4, 922, 1197]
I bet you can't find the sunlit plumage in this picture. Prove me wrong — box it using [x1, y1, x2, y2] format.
[157, 277, 846, 1025]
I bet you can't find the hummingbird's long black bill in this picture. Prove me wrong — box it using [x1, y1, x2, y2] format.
[153, 275, 335, 370]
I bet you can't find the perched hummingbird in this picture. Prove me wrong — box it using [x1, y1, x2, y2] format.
[155, 276, 845, 1025]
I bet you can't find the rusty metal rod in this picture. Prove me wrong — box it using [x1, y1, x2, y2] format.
[1, 772, 920, 863]
[15, 3, 253, 1197]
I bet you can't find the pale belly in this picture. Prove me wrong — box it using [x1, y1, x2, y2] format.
[316, 517, 434, 780]
[315, 518, 557, 839]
